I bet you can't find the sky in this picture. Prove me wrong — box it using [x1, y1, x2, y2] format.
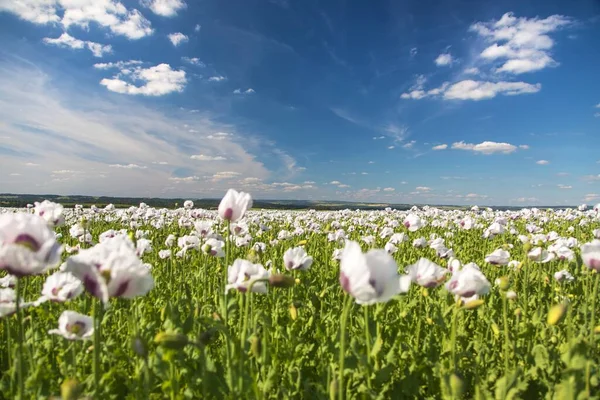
[0, 0, 599, 206]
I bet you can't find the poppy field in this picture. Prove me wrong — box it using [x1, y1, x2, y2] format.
[1, 190, 600, 399]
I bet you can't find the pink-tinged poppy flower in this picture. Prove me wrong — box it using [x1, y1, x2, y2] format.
[201, 238, 225, 257]
[218, 189, 252, 222]
[183, 200, 194, 209]
[48, 311, 93, 341]
[283, 247, 313, 271]
[445, 263, 490, 300]
[37, 271, 83, 304]
[403, 214, 423, 232]
[485, 249, 510, 265]
[406, 258, 448, 288]
[339, 240, 411, 305]
[34, 200, 65, 227]
[554, 270, 574, 283]
[581, 240, 600, 271]
[527, 247, 555, 263]
[225, 259, 270, 294]
[0, 213, 63, 277]
[65, 236, 154, 306]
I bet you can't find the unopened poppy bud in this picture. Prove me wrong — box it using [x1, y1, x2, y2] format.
[297, 240, 307, 246]
[464, 299, 484, 310]
[128, 231, 135, 242]
[547, 304, 567, 325]
[80, 217, 88, 228]
[131, 336, 148, 358]
[247, 248, 260, 263]
[154, 332, 189, 350]
[269, 274, 295, 288]
[514, 308, 522, 317]
[289, 304, 298, 321]
[329, 379, 338, 400]
[496, 276, 510, 291]
[449, 373, 465, 398]
[250, 335, 262, 358]
[506, 290, 517, 300]
[61, 378, 82, 400]
[594, 326, 600, 335]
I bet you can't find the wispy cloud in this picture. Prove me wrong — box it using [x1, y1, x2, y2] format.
[0, 59, 296, 197]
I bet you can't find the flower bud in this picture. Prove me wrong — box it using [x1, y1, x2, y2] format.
[289, 304, 298, 321]
[250, 335, 262, 358]
[154, 332, 189, 350]
[449, 373, 465, 398]
[547, 304, 567, 325]
[594, 326, 600, 335]
[463, 299, 484, 310]
[269, 274, 295, 288]
[496, 276, 510, 291]
[61, 378, 82, 400]
[506, 290, 517, 300]
[297, 240, 307, 246]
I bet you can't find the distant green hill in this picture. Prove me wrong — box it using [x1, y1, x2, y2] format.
[0, 193, 572, 211]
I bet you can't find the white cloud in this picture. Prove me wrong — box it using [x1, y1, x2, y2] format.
[584, 194, 600, 202]
[109, 163, 147, 169]
[94, 60, 143, 70]
[536, 160, 549, 165]
[208, 76, 227, 82]
[388, 145, 395, 149]
[373, 136, 385, 140]
[329, 180, 341, 185]
[470, 12, 572, 74]
[140, 0, 186, 17]
[212, 171, 241, 181]
[401, 80, 540, 101]
[443, 80, 541, 100]
[410, 47, 417, 57]
[383, 187, 395, 192]
[194, 24, 201, 32]
[596, 103, 600, 108]
[100, 63, 186, 96]
[206, 132, 231, 140]
[557, 184, 572, 189]
[464, 67, 480, 75]
[519, 144, 530, 150]
[234, 88, 255, 95]
[0, 60, 284, 197]
[435, 53, 453, 66]
[1, 0, 154, 39]
[451, 141, 517, 155]
[432, 144, 447, 150]
[190, 154, 226, 161]
[168, 32, 188, 46]
[383, 124, 409, 143]
[583, 175, 600, 182]
[595, 112, 600, 118]
[402, 140, 416, 149]
[43, 33, 112, 57]
[415, 186, 431, 192]
[181, 57, 204, 66]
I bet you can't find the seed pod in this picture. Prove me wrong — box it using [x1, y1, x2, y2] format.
[289, 304, 298, 321]
[497, 276, 510, 291]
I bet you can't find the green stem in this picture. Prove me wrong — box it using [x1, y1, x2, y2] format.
[363, 306, 372, 389]
[222, 220, 234, 395]
[590, 272, 599, 343]
[503, 293, 510, 375]
[93, 299, 103, 397]
[15, 279, 24, 400]
[338, 296, 352, 400]
[450, 301, 458, 372]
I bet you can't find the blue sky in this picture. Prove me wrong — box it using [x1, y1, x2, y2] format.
[0, 0, 599, 206]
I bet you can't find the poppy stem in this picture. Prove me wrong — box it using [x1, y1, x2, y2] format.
[450, 299, 459, 372]
[338, 295, 352, 400]
[93, 299, 103, 397]
[502, 293, 510, 375]
[15, 278, 24, 400]
[363, 306, 372, 389]
[590, 272, 599, 343]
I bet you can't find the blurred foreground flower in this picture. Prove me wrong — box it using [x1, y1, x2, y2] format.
[225, 259, 270, 293]
[339, 240, 411, 305]
[0, 213, 63, 277]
